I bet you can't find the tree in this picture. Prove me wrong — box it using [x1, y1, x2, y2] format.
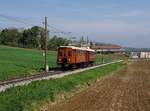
[0, 28, 22, 46]
[19, 26, 45, 48]
[0, 26, 69, 50]
[48, 36, 69, 50]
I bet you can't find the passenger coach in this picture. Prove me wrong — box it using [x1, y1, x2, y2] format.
[57, 46, 96, 68]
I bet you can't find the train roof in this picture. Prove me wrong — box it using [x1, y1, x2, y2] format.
[59, 46, 95, 52]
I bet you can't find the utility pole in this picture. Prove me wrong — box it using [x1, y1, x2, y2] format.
[102, 49, 104, 64]
[44, 16, 49, 72]
[86, 36, 89, 47]
[87, 36, 89, 44]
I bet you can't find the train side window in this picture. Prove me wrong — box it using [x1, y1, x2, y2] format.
[68, 51, 72, 56]
[73, 49, 76, 55]
[79, 51, 81, 56]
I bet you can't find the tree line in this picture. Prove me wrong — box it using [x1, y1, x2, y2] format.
[0, 26, 69, 50]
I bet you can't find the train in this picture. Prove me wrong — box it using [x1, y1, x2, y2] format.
[57, 46, 96, 68]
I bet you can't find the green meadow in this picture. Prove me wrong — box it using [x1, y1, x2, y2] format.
[0, 45, 57, 81]
[0, 45, 116, 81]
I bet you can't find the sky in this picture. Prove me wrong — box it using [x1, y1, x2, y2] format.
[0, 0, 150, 48]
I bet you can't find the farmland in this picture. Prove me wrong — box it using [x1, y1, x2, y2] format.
[48, 60, 150, 111]
[0, 62, 123, 111]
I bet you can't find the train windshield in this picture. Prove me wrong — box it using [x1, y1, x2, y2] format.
[58, 48, 72, 57]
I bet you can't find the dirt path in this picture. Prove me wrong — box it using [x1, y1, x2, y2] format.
[43, 60, 150, 111]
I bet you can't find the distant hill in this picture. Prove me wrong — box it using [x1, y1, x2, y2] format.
[93, 42, 123, 49]
[125, 47, 150, 52]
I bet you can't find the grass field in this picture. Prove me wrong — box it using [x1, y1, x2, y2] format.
[96, 53, 128, 61]
[0, 62, 123, 111]
[0, 45, 121, 81]
[0, 45, 57, 81]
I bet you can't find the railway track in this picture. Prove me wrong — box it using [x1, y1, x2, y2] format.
[0, 60, 123, 92]
[0, 69, 68, 92]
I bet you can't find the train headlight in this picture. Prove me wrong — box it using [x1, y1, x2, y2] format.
[59, 58, 61, 61]
[68, 58, 70, 62]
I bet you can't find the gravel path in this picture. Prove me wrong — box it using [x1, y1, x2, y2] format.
[44, 60, 150, 111]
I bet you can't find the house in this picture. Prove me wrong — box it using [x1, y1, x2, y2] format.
[140, 52, 150, 58]
[131, 52, 140, 59]
[92, 44, 125, 53]
[131, 52, 150, 59]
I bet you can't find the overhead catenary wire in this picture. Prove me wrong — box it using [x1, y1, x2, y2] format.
[0, 14, 72, 37]
[0, 14, 37, 27]
[0, 14, 82, 42]
[47, 24, 72, 37]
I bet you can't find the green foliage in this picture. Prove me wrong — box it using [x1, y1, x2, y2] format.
[48, 35, 69, 50]
[126, 47, 150, 52]
[19, 26, 45, 48]
[95, 57, 113, 63]
[0, 26, 69, 50]
[0, 28, 22, 46]
[0, 45, 57, 81]
[0, 62, 123, 111]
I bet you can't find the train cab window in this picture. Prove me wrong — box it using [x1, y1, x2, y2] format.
[58, 49, 62, 56]
[59, 51, 62, 56]
[64, 52, 67, 57]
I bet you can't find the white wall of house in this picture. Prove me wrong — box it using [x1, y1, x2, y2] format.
[140, 52, 150, 58]
[131, 52, 140, 59]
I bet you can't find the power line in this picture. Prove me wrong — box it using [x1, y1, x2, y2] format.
[0, 14, 37, 27]
[0, 14, 74, 37]
[0, 14, 71, 34]
[47, 24, 72, 36]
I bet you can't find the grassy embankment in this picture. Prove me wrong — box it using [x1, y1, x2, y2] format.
[0, 62, 124, 111]
[0, 45, 117, 81]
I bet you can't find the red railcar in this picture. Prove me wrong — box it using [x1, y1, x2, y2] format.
[57, 46, 96, 67]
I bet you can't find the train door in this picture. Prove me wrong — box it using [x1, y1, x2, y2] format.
[86, 51, 89, 63]
[72, 49, 76, 64]
[57, 48, 63, 64]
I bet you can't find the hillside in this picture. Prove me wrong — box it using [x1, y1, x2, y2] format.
[0, 45, 57, 81]
[0, 45, 124, 81]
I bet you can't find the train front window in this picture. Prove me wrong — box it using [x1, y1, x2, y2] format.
[64, 52, 67, 57]
[59, 51, 62, 56]
[58, 49, 62, 56]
